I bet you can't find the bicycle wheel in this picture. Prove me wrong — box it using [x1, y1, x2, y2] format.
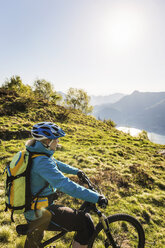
[88, 214, 145, 248]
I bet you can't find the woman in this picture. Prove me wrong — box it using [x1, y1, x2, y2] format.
[24, 122, 108, 248]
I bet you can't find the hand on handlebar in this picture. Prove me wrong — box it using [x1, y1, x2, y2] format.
[97, 195, 108, 208]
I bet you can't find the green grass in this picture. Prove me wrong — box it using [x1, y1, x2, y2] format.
[0, 91, 165, 247]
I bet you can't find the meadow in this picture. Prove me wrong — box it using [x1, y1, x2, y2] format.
[0, 91, 165, 247]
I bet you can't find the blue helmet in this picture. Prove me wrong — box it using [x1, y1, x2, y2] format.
[31, 122, 65, 140]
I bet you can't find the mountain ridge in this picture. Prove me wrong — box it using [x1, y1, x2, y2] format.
[90, 93, 125, 106]
[93, 91, 165, 135]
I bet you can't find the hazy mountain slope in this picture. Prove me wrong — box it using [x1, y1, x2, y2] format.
[113, 91, 165, 113]
[134, 99, 165, 133]
[93, 106, 122, 122]
[0, 90, 165, 247]
[93, 91, 165, 135]
[90, 93, 125, 106]
[57, 92, 125, 106]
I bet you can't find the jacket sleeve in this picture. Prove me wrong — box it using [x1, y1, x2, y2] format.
[35, 157, 99, 203]
[53, 158, 79, 175]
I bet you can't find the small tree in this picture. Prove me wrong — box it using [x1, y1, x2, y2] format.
[65, 88, 93, 114]
[2, 75, 32, 96]
[33, 79, 54, 101]
[33, 79, 63, 104]
[137, 130, 149, 140]
[103, 119, 116, 128]
[51, 92, 63, 105]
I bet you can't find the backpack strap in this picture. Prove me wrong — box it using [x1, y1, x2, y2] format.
[29, 153, 50, 216]
[24, 152, 50, 212]
[33, 182, 49, 217]
[11, 210, 14, 223]
[31, 154, 49, 159]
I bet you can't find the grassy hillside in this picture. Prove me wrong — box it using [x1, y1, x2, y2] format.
[0, 90, 165, 247]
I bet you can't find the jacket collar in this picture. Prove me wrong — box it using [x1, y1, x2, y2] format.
[26, 141, 54, 157]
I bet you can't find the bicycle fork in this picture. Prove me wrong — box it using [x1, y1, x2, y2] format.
[95, 209, 118, 248]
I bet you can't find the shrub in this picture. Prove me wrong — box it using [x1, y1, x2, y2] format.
[137, 130, 149, 140]
[103, 119, 116, 128]
[0, 226, 13, 242]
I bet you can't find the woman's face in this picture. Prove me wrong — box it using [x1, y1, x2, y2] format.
[49, 139, 59, 151]
[43, 138, 59, 151]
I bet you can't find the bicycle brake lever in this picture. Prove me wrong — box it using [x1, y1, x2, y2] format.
[79, 175, 99, 194]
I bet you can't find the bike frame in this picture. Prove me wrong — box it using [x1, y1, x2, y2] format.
[40, 176, 116, 248]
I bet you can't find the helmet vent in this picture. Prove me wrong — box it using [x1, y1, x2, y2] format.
[43, 131, 51, 136]
[38, 122, 45, 126]
[33, 131, 39, 134]
[52, 126, 59, 131]
[53, 133, 59, 137]
[32, 133, 42, 138]
[42, 127, 50, 130]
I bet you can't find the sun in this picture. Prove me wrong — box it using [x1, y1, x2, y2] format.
[111, 14, 140, 46]
[103, 5, 144, 51]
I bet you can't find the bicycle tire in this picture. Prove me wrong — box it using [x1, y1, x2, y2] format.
[88, 214, 145, 248]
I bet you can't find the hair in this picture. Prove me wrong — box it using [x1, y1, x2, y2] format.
[25, 138, 52, 149]
[25, 139, 36, 147]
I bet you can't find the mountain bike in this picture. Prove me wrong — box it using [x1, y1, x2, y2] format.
[16, 174, 145, 247]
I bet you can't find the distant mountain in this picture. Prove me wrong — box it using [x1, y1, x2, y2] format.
[93, 91, 165, 135]
[90, 93, 125, 106]
[58, 91, 125, 106]
[58, 91, 66, 99]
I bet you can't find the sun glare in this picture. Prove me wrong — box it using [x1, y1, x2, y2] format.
[103, 5, 144, 51]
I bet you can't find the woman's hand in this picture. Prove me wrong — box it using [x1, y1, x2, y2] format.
[97, 195, 108, 208]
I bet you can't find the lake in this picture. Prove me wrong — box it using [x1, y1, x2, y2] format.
[117, 126, 165, 145]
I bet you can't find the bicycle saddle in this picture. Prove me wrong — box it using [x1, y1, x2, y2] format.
[16, 224, 29, 235]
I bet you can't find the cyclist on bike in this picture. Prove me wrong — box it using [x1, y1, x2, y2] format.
[24, 122, 108, 248]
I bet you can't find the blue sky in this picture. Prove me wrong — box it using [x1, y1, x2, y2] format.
[0, 0, 165, 95]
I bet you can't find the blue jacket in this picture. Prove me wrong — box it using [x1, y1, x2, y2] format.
[24, 141, 99, 220]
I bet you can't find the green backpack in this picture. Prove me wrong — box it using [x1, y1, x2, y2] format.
[4, 150, 48, 222]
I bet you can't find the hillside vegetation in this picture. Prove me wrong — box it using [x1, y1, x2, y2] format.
[0, 90, 165, 247]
